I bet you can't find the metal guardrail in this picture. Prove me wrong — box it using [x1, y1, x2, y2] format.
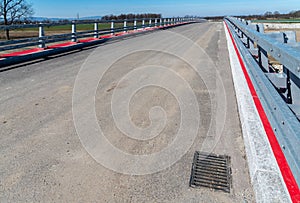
[225, 17, 300, 186]
[0, 17, 194, 52]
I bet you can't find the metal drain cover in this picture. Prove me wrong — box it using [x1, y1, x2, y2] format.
[189, 151, 232, 193]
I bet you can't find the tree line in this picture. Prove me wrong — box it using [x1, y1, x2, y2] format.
[101, 13, 162, 20]
[204, 10, 300, 21]
[239, 10, 300, 20]
[261, 10, 300, 19]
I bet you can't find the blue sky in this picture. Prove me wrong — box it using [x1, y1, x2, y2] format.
[29, 0, 300, 18]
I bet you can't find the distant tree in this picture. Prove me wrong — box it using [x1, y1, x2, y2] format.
[0, 0, 34, 39]
[58, 19, 70, 23]
[290, 10, 300, 18]
[273, 11, 280, 15]
[101, 13, 162, 21]
[205, 9, 300, 21]
[273, 11, 280, 18]
[264, 11, 273, 17]
[42, 19, 51, 24]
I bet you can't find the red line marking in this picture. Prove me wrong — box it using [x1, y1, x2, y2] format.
[47, 42, 77, 49]
[100, 34, 114, 39]
[145, 27, 155, 31]
[0, 48, 44, 58]
[114, 32, 127, 36]
[224, 21, 300, 203]
[78, 38, 99, 43]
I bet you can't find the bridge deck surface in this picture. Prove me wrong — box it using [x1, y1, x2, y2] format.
[0, 22, 255, 202]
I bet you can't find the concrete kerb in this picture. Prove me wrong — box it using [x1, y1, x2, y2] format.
[223, 22, 292, 203]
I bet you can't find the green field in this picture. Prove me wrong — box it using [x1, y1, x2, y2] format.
[0, 22, 142, 40]
[17, 22, 134, 32]
[252, 19, 300, 23]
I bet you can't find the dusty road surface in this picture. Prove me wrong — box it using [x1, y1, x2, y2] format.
[0, 22, 254, 202]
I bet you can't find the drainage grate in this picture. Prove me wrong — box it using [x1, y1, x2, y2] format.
[189, 151, 232, 193]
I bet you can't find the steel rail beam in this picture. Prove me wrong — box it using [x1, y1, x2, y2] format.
[226, 17, 300, 78]
[225, 18, 300, 186]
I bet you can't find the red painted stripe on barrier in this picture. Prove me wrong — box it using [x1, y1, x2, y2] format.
[100, 34, 114, 39]
[78, 38, 98, 43]
[224, 21, 300, 202]
[115, 32, 127, 36]
[0, 48, 44, 58]
[145, 27, 155, 31]
[47, 42, 76, 49]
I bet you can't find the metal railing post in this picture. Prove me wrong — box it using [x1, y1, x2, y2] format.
[111, 21, 114, 35]
[286, 68, 293, 104]
[94, 22, 99, 38]
[149, 19, 152, 27]
[256, 23, 264, 33]
[38, 23, 45, 48]
[258, 46, 269, 72]
[247, 37, 254, 50]
[160, 18, 162, 27]
[71, 21, 77, 42]
[142, 19, 145, 29]
[134, 19, 137, 30]
[123, 19, 127, 33]
[237, 28, 241, 37]
[155, 18, 157, 27]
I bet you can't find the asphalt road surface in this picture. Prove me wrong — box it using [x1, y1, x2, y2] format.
[0, 22, 255, 202]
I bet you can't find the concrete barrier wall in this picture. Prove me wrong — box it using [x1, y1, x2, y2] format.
[264, 23, 300, 29]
